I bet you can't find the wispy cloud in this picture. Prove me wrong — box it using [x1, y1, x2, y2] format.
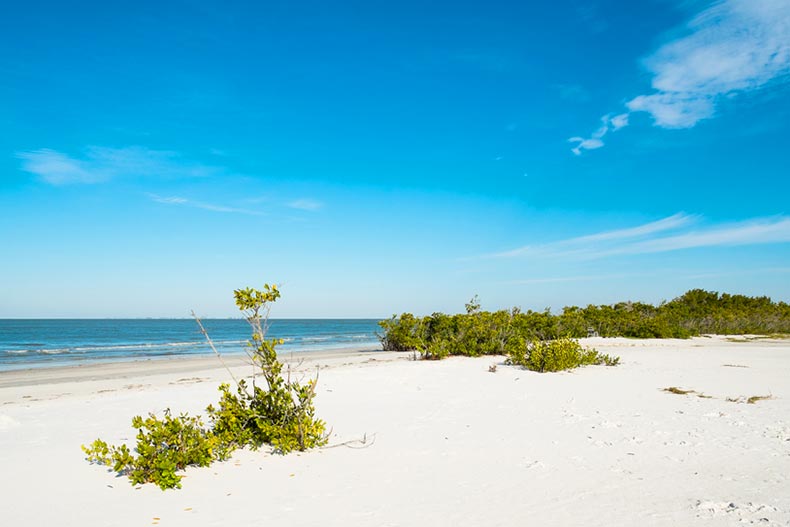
[503, 273, 641, 285]
[503, 266, 790, 285]
[17, 149, 103, 185]
[682, 266, 790, 280]
[572, 212, 692, 243]
[17, 146, 221, 184]
[149, 194, 262, 215]
[568, 137, 604, 156]
[570, 0, 790, 153]
[491, 213, 694, 258]
[618, 216, 790, 255]
[287, 198, 323, 211]
[484, 213, 790, 260]
[569, 113, 629, 155]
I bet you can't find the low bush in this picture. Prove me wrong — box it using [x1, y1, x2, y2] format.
[379, 289, 790, 352]
[507, 337, 619, 372]
[83, 284, 327, 490]
[379, 313, 425, 351]
[83, 411, 221, 490]
[378, 298, 620, 370]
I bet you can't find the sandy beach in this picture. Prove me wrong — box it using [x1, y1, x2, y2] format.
[1, 336, 789, 526]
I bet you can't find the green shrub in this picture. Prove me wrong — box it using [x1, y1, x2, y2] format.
[507, 337, 619, 372]
[83, 283, 327, 490]
[378, 313, 425, 351]
[378, 290, 790, 354]
[422, 340, 450, 360]
[83, 410, 220, 490]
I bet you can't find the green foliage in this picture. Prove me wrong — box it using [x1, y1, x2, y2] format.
[234, 284, 281, 312]
[465, 295, 481, 314]
[379, 306, 619, 370]
[378, 313, 425, 351]
[207, 376, 326, 455]
[746, 395, 773, 405]
[379, 289, 790, 354]
[663, 386, 695, 395]
[83, 283, 327, 490]
[506, 337, 619, 372]
[727, 394, 775, 404]
[82, 410, 218, 490]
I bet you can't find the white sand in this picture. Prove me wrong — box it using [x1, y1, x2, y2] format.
[1, 336, 789, 526]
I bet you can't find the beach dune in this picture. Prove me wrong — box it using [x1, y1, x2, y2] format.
[1, 336, 788, 526]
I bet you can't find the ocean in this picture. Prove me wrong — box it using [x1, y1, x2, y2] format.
[0, 318, 383, 371]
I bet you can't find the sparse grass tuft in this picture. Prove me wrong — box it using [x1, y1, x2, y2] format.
[662, 386, 714, 399]
[726, 394, 774, 404]
[663, 387, 695, 395]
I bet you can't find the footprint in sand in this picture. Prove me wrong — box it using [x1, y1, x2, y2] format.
[695, 500, 783, 524]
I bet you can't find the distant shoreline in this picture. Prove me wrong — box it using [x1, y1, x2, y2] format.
[0, 344, 385, 388]
[0, 318, 383, 372]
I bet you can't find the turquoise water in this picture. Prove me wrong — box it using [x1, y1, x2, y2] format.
[0, 319, 382, 371]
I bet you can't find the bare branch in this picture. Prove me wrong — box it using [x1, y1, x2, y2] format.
[192, 310, 241, 389]
[320, 432, 377, 450]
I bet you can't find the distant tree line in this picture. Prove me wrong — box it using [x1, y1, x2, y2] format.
[379, 289, 790, 354]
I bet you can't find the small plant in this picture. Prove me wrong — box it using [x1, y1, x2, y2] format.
[207, 285, 327, 454]
[661, 386, 713, 398]
[83, 410, 220, 490]
[465, 295, 481, 314]
[83, 284, 328, 489]
[663, 387, 695, 395]
[726, 394, 774, 404]
[506, 337, 619, 372]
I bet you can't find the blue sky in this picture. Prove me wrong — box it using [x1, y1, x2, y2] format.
[1, 0, 789, 317]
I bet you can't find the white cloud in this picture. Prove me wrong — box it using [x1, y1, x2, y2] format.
[574, 213, 693, 243]
[490, 213, 694, 258]
[636, 0, 790, 126]
[506, 266, 790, 285]
[609, 113, 629, 130]
[620, 217, 790, 255]
[484, 213, 790, 260]
[626, 93, 715, 128]
[17, 149, 102, 185]
[149, 194, 262, 215]
[17, 146, 220, 184]
[504, 273, 638, 285]
[569, 113, 630, 154]
[288, 198, 323, 211]
[568, 137, 604, 156]
[570, 0, 790, 152]
[153, 196, 188, 205]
